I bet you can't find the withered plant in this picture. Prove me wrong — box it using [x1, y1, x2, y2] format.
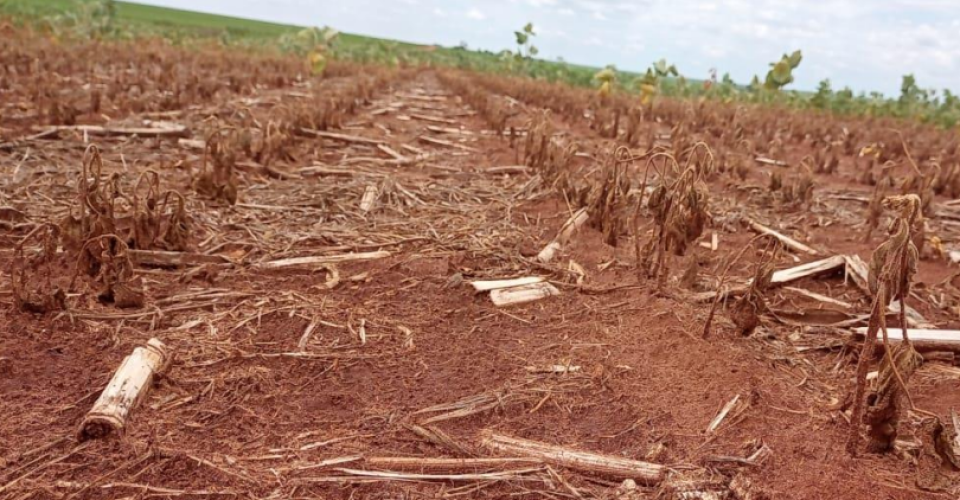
[194, 128, 240, 205]
[241, 114, 298, 167]
[60, 145, 115, 251]
[126, 173, 193, 252]
[522, 110, 580, 198]
[731, 241, 781, 336]
[780, 162, 815, 207]
[914, 415, 960, 490]
[60, 147, 193, 253]
[522, 110, 557, 177]
[587, 147, 633, 247]
[438, 72, 512, 136]
[863, 164, 895, 242]
[769, 171, 782, 192]
[155, 190, 193, 252]
[812, 147, 839, 175]
[701, 234, 775, 338]
[894, 137, 935, 257]
[11, 223, 67, 313]
[129, 170, 161, 250]
[932, 411, 960, 470]
[636, 143, 714, 289]
[593, 106, 620, 139]
[933, 163, 960, 198]
[71, 234, 145, 309]
[848, 194, 924, 455]
[900, 162, 938, 216]
[623, 106, 645, 147]
[895, 130, 937, 217]
[856, 154, 879, 186]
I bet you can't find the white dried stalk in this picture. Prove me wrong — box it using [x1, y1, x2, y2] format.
[747, 219, 818, 255]
[490, 282, 560, 307]
[538, 208, 589, 263]
[257, 251, 391, 270]
[481, 430, 664, 484]
[79, 338, 171, 440]
[359, 185, 379, 212]
[470, 276, 544, 292]
[706, 394, 741, 433]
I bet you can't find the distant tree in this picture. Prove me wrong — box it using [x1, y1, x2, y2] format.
[898, 74, 923, 112]
[812, 79, 832, 109]
[834, 86, 854, 113]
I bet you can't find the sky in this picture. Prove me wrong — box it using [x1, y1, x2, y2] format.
[138, 0, 960, 97]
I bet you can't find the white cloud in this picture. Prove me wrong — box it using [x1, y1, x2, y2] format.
[466, 7, 486, 20]
[625, 41, 645, 53]
[585, 36, 604, 46]
[137, 0, 960, 95]
[703, 46, 727, 58]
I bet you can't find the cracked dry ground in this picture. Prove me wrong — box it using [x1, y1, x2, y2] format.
[2, 52, 960, 499]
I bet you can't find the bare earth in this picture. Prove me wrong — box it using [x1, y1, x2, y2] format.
[1, 29, 959, 499]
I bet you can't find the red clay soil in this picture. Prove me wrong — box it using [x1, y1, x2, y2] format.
[1, 28, 959, 499]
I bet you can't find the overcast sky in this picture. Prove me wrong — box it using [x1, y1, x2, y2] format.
[138, 0, 959, 97]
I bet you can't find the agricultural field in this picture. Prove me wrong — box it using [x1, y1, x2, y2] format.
[1, 10, 960, 500]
